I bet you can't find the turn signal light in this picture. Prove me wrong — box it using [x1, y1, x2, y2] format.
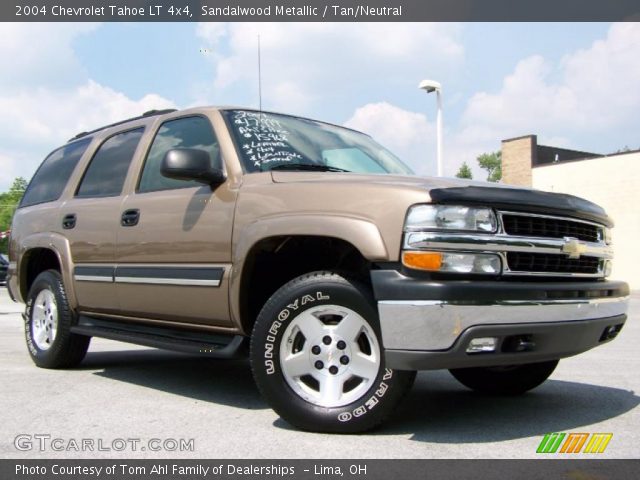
[402, 250, 502, 274]
[402, 251, 443, 271]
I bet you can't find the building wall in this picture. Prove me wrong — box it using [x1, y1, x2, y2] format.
[501, 135, 535, 186]
[532, 152, 640, 289]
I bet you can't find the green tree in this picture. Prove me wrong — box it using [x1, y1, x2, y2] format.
[477, 151, 502, 182]
[455, 161, 473, 179]
[0, 177, 27, 254]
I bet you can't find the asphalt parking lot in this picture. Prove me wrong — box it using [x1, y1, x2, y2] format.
[1, 288, 638, 459]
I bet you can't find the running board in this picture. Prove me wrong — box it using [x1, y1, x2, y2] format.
[71, 315, 247, 358]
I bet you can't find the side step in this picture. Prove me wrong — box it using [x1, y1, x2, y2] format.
[71, 315, 247, 358]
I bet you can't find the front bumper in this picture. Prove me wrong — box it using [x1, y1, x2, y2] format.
[372, 270, 629, 370]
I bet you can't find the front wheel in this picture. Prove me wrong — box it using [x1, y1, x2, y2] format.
[449, 360, 559, 395]
[250, 271, 415, 433]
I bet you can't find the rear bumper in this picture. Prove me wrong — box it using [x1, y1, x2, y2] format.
[371, 270, 629, 370]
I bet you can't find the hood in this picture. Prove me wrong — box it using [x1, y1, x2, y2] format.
[271, 172, 612, 227]
[271, 171, 511, 190]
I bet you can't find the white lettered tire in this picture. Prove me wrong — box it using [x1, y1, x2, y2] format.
[25, 270, 91, 368]
[250, 271, 415, 433]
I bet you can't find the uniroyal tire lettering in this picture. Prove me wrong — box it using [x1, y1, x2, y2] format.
[265, 359, 275, 375]
[338, 412, 352, 422]
[263, 291, 330, 375]
[268, 320, 282, 336]
[353, 406, 367, 417]
[375, 382, 388, 398]
[335, 373, 393, 422]
[25, 298, 37, 356]
[365, 396, 379, 410]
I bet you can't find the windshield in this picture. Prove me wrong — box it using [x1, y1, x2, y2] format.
[223, 110, 414, 175]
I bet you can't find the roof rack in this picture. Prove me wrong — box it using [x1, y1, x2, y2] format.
[68, 108, 177, 142]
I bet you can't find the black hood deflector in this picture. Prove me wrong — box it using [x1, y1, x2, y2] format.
[429, 186, 613, 227]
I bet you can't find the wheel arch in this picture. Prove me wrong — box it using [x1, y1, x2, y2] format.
[231, 215, 389, 335]
[18, 233, 77, 308]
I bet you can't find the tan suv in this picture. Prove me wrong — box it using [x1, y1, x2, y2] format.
[7, 107, 629, 432]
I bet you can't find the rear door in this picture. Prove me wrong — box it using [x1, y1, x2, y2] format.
[62, 128, 144, 313]
[115, 115, 236, 327]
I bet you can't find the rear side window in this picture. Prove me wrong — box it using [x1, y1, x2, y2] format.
[138, 116, 220, 193]
[21, 138, 91, 207]
[76, 128, 144, 198]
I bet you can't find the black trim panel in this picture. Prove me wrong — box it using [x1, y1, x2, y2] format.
[73, 266, 115, 279]
[385, 315, 626, 370]
[371, 269, 630, 302]
[116, 266, 224, 281]
[429, 186, 613, 227]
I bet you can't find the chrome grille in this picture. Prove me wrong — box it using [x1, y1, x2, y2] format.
[502, 213, 601, 242]
[403, 210, 612, 279]
[506, 252, 601, 275]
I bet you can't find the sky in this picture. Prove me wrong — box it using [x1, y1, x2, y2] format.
[1, 21, 639, 190]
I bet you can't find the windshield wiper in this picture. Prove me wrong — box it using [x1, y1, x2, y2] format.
[269, 163, 350, 173]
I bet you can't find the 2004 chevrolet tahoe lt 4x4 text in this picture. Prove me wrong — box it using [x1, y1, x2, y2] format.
[6, 107, 629, 432]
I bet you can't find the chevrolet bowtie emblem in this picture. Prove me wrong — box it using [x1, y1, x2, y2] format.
[562, 238, 588, 259]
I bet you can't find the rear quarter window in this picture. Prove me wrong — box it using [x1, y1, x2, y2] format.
[20, 138, 92, 208]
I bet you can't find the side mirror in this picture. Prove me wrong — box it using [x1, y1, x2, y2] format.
[161, 148, 225, 186]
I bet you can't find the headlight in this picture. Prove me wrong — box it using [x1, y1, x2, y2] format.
[604, 228, 612, 245]
[405, 205, 497, 232]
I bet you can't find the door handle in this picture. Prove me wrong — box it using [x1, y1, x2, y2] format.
[62, 213, 76, 230]
[121, 209, 140, 227]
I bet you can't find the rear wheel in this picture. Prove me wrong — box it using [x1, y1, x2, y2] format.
[250, 271, 415, 433]
[449, 360, 559, 395]
[25, 270, 90, 369]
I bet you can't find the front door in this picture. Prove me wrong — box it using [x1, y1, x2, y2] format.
[115, 115, 236, 327]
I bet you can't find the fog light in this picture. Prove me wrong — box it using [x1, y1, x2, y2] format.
[603, 260, 613, 277]
[466, 337, 498, 353]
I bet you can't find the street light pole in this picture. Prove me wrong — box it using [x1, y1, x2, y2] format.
[419, 79, 443, 177]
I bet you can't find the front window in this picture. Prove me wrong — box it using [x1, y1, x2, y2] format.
[138, 116, 220, 193]
[223, 110, 413, 175]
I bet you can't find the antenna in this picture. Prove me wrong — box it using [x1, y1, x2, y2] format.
[257, 34, 262, 112]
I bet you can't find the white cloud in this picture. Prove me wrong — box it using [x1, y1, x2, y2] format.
[196, 22, 463, 114]
[344, 102, 437, 175]
[461, 23, 640, 153]
[0, 82, 175, 188]
[0, 23, 99, 90]
[0, 153, 21, 188]
[0, 81, 174, 144]
[344, 23, 640, 180]
[0, 24, 175, 190]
